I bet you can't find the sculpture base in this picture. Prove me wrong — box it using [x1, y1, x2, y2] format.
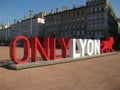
[5, 52, 118, 70]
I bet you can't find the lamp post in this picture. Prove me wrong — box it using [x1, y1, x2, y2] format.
[29, 9, 34, 35]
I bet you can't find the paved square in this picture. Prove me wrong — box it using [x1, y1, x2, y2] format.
[0, 46, 120, 90]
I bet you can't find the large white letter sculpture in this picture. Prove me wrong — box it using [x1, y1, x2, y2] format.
[69, 39, 100, 58]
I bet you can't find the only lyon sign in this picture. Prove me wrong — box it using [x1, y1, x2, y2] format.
[9, 36, 114, 64]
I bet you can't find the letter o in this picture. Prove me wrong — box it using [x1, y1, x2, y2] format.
[10, 36, 30, 64]
[87, 40, 94, 56]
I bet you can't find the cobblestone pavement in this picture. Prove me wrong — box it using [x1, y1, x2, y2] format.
[0, 46, 120, 90]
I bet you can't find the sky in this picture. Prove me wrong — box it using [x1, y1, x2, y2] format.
[0, 0, 120, 24]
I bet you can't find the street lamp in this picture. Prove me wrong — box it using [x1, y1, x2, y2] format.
[29, 9, 34, 35]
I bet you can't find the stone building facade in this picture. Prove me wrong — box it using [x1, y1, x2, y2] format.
[0, 12, 46, 45]
[117, 19, 120, 33]
[45, 0, 118, 39]
[10, 12, 46, 40]
[45, 6, 87, 38]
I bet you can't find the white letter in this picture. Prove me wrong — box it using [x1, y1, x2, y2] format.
[94, 40, 100, 55]
[87, 40, 94, 56]
[79, 39, 87, 57]
[69, 39, 80, 58]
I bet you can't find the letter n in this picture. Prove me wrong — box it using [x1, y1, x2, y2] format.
[31, 37, 50, 62]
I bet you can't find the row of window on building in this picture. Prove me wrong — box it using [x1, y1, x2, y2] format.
[46, 17, 85, 26]
[53, 30, 103, 39]
[87, 7, 105, 14]
[47, 10, 86, 21]
[88, 13, 105, 21]
[88, 22, 105, 30]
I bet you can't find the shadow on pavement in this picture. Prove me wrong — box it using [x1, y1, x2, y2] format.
[0, 60, 10, 67]
[0, 60, 16, 70]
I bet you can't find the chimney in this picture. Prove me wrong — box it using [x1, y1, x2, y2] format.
[65, 6, 68, 10]
[73, 4, 77, 9]
[51, 10, 54, 14]
[39, 12, 46, 18]
[62, 6, 68, 11]
[56, 8, 59, 13]
[0, 23, 4, 29]
[14, 19, 17, 24]
[24, 15, 26, 20]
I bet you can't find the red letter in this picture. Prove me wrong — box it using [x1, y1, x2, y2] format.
[10, 36, 30, 64]
[49, 38, 56, 59]
[59, 38, 71, 58]
[31, 37, 49, 62]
